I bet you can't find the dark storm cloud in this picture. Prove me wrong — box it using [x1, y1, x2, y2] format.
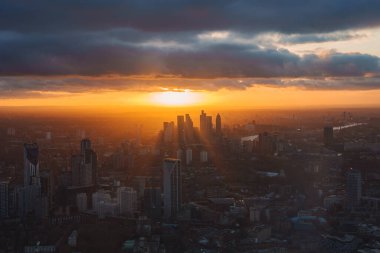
[1, 0, 380, 33]
[0, 32, 379, 78]
[1, 0, 380, 96]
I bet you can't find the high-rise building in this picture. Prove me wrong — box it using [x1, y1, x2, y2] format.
[200, 110, 213, 136]
[83, 148, 97, 185]
[163, 121, 175, 143]
[324, 126, 334, 145]
[92, 190, 111, 214]
[20, 143, 46, 218]
[185, 114, 194, 143]
[72, 139, 97, 186]
[0, 181, 9, 219]
[200, 110, 207, 135]
[206, 116, 213, 133]
[346, 170, 362, 209]
[24, 143, 40, 186]
[177, 115, 185, 145]
[118, 187, 137, 215]
[80, 138, 91, 155]
[71, 155, 83, 186]
[216, 113, 222, 134]
[163, 158, 181, 219]
[76, 193, 88, 212]
[144, 188, 161, 220]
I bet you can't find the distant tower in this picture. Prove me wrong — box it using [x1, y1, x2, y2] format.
[0, 181, 9, 218]
[346, 170, 362, 209]
[24, 143, 40, 186]
[163, 158, 181, 219]
[185, 114, 194, 143]
[216, 113, 222, 134]
[177, 115, 185, 145]
[323, 126, 334, 146]
[163, 121, 175, 143]
[200, 110, 207, 135]
[80, 139, 91, 155]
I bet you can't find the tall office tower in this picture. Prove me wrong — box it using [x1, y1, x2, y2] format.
[177, 115, 186, 145]
[186, 148, 192, 165]
[71, 154, 83, 186]
[163, 158, 181, 219]
[206, 116, 213, 134]
[216, 113, 222, 134]
[185, 114, 194, 143]
[76, 193, 88, 212]
[323, 126, 334, 146]
[80, 138, 91, 155]
[118, 187, 137, 215]
[83, 148, 97, 186]
[200, 110, 207, 135]
[163, 121, 175, 143]
[74, 139, 97, 186]
[346, 170, 362, 209]
[0, 181, 9, 219]
[24, 143, 40, 186]
[144, 188, 161, 220]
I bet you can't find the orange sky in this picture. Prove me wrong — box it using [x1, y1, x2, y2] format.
[2, 85, 380, 110]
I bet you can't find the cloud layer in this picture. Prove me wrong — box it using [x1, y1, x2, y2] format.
[1, 0, 380, 96]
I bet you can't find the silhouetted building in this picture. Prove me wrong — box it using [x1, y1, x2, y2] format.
[185, 114, 194, 143]
[24, 143, 40, 186]
[163, 121, 174, 143]
[144, 188, 161, 220]
[346, 170, 362, 209]
[0, 181, 9, 218]
[177, 115, 185, 145]
[200, 110, 213, 136]
[216, 113, 222, 134]
[80, 138, 91, 155]
[163, 158, 181, 219]
[72, 139, 97, 186]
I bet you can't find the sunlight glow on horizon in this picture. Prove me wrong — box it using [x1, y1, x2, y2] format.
[150, 90, 204, 106]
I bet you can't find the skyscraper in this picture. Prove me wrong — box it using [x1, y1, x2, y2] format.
[346, 170, 362, 209]
[72, 139, 97, 186]
[216, 113, 222, 134]
[118, 187, 137, 215]
[163, 158, 181, 219]
[200, 110, 207, 135]
[144, 187, 161, 220]
[0, 181, 9, 219]
[80, 138, 91, 155]
[24, 143, 40, 186]
[21, 143, 46, 218]
[177, 115, 185, 145]
[163, 121, 175, 143]
[185, 114, 194, 143]
[200, 110, 213, 136]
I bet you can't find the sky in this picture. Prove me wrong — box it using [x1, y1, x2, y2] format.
[1, 0, 380, 109]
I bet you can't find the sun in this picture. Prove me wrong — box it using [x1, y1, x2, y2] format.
[150, 90, 202, 106]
